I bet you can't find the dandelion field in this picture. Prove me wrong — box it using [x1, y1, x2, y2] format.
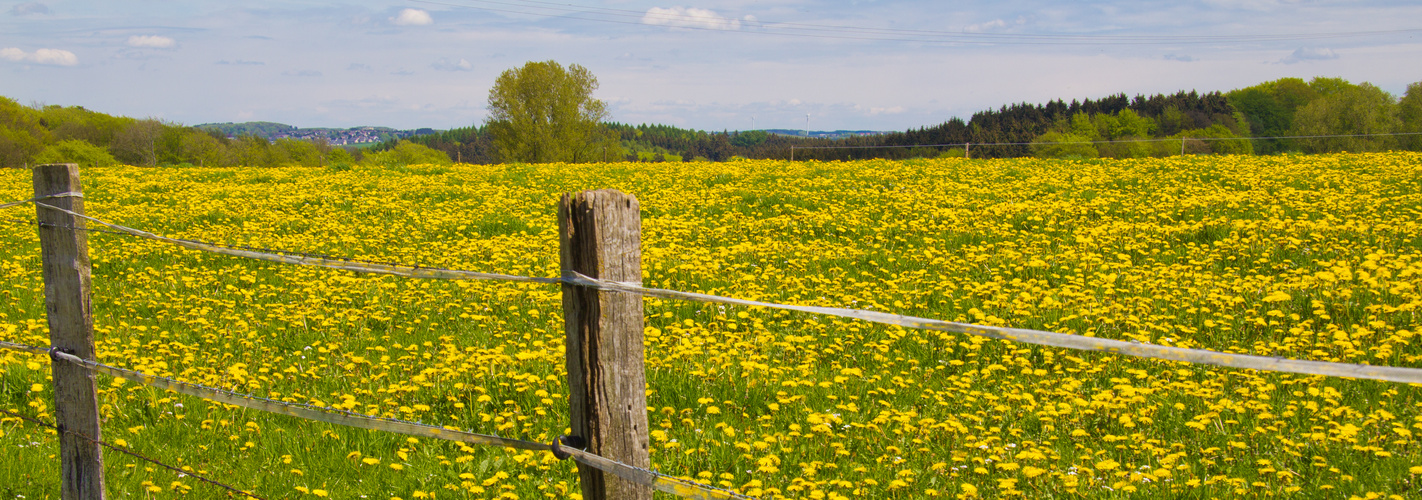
[2, 153, 1422, 499]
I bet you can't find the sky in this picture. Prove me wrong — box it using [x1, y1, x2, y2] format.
[2, 0, 1420, 132]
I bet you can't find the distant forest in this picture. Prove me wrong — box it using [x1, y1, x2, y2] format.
[392, 76, 1422, 163]
[2, 76, 1419, 169]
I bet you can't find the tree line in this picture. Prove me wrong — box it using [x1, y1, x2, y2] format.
[4, 74, 1419, 169]
[741, 77, 1421, 161]
[395, 75, 1420, 164]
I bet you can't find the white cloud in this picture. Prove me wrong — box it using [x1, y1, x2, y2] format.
[1279, 47, 1338, 64]
[1164, 54, 1196, 62]
[391, 8, 432, 26]
[964, 19, 1007, 33]
[8, 2, 49, 16]
[867, 106, 905, 115]
[431, 58, 473, 71]
[1, 47, 78, 66]
[642, 7, 740, 30]
[127, 35, 176, 49]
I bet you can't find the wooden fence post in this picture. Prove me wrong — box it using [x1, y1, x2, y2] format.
[559, 190, 652, 500]
[33, 163, 106, 500]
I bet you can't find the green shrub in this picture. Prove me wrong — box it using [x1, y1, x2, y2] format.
[32, 139, 118, 168]
[1030, 132, 1098, 159]
[363, 140, 452, 167]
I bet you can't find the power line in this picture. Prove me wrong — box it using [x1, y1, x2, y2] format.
[414, 0, 1422, 45]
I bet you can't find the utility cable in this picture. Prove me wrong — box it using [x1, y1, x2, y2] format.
[415, 0, 1422, 45]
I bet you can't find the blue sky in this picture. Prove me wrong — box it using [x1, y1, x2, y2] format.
[2, 0, 1419, 131]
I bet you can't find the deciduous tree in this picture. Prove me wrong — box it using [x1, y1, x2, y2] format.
[1293, 82, 1399, 153]
[485, 61, 613, 163]
[1399, 81, 1422, 151]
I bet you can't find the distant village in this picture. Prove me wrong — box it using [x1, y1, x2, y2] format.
[197, 122, 437, 146]
[268, 126, 439, 146]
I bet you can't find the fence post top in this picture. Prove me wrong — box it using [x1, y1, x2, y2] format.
[563, 189, 639, 209]
[33, 163, 80, 172]
[567, 188, 635, 198]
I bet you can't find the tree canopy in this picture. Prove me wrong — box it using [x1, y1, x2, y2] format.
[1293, 81, 1400, 153]
[485, 61, 613, 163]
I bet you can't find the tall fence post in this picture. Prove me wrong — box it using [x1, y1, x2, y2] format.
[33, 163, 106, 500]
[559, 190, 652, 500]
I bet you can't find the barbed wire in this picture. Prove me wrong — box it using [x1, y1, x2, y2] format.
[43, 345, 553, 452]
[0, 406, 266, 499]
[554, 439, 754, 500]
[1, 216, 141, 238]
[0, 340, 753, 500]
[25, 203, 1422, 385]
[12, 187, 1422, 498]
[0, 215, 461, 268]
[32, 201, 561, 285]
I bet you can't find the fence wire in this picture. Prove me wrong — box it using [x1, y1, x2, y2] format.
[11, 193, 1422, 498]
[0, 191, 82, 211]
[0, 340, 754, 500]
[1, 216, 137, 237]
[564, 274, 1422, 384]
[32, 201, 560, 285]
[0, 406, 266, 499]
[47, 348, 552, 451]
[26, 202, 1422, 385]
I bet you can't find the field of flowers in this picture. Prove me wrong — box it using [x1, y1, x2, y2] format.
[2, 153, 1422, 499]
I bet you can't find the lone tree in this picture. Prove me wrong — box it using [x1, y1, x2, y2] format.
[486, 61, 613, 163]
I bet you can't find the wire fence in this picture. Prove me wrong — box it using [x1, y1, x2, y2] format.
[0, 406, 266, 499]
[0, 339, 750, 500]
[28, 200, 1422, 384]
[1, 195, 755, 499]
[6, 190, 1422, 498]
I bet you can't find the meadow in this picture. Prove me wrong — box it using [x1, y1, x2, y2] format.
[2, 153, 1422, 499]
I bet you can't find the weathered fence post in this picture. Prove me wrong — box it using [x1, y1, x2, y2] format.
[33, 163, 106, 500]
[559, 190, 652, 500]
